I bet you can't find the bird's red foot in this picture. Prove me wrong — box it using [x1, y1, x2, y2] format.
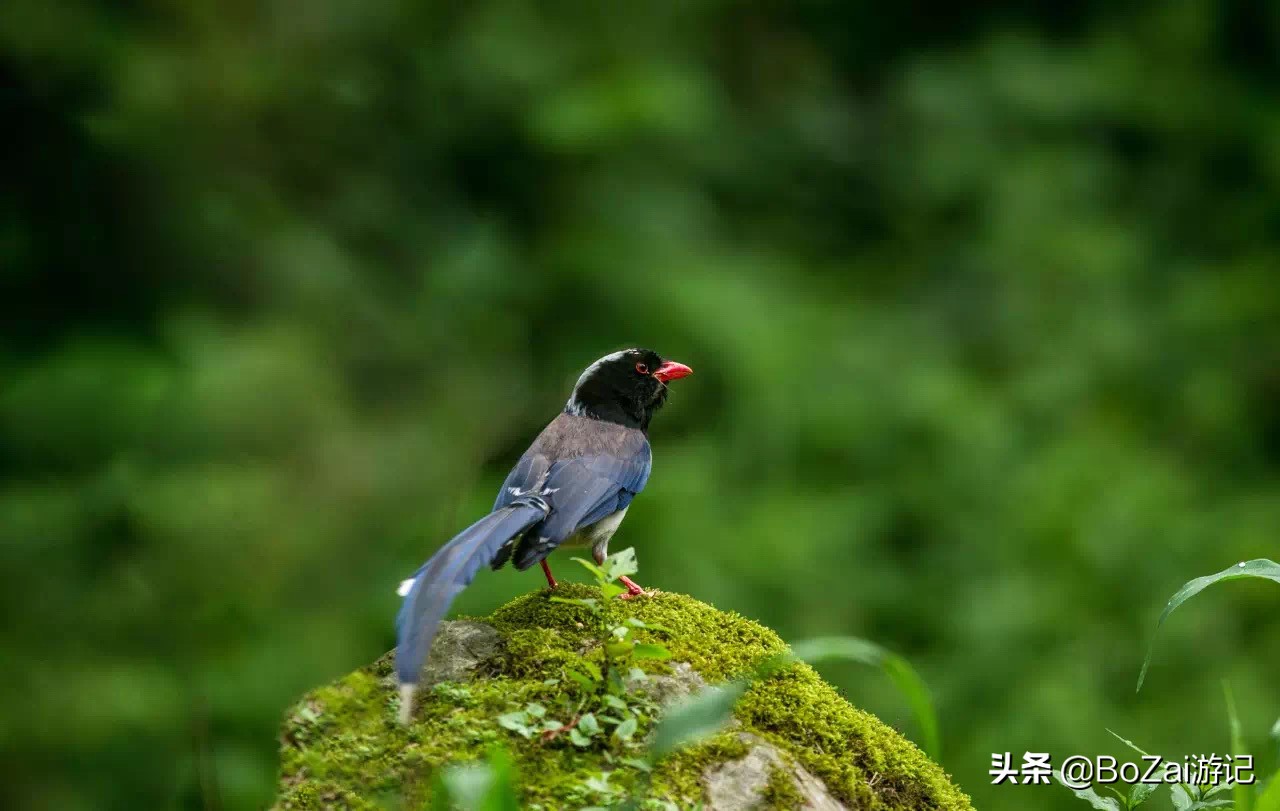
[541, 560, 558, 590]
[618, 575, 648, 600]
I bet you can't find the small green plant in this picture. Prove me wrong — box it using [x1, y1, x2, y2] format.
[1053, 559, 1280, 811]
[1050, 728, 1239, 811]
[497, 548, 671, 755]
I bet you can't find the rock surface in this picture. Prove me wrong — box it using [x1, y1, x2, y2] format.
[420, 620, 504, 685]
[274, 585, 973, 810]
[627, 660, 707, 706]
[703, 733, 846, 810]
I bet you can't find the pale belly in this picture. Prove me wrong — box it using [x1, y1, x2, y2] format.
[559, 507, 629, 559]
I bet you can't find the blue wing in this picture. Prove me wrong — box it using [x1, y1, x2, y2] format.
[494, 438, 651, 570]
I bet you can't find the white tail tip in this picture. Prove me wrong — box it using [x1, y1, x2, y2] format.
[398, 683, 417, 725]
[397, 578, 415, 597]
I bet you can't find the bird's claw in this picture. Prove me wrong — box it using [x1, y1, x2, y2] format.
[617, 576, 649, 600]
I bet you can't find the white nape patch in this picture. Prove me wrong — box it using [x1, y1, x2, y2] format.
[397, 578, 415, 597]
[574, 350, 634, 390]
[398, 682, 417, 725]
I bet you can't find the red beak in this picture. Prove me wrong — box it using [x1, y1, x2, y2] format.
[653, 360, 693, 383]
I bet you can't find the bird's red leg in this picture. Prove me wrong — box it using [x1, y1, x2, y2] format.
[540, 559, 558, 590]
[618, 575, 646, 599]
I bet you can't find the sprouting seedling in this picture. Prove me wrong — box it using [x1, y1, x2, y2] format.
[550, 548, 672, 699]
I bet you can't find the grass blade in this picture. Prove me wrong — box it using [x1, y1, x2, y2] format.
[1136, 559, 1280, 691]
[1223, 681, 1251, 811]
[790, 636, 940, 758]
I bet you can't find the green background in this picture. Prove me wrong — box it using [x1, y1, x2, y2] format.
[3, 1, 1278, 808]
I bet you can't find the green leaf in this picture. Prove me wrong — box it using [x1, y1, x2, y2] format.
[584, 772, 618, 796]
[600, 582, 626, 600]
[1203, 782, 1233, 799]
[1137, 559, 1280, 691]
[1170, 783, 1233, 811]
[497, 711, 532, 738]
[1128, 781, 1158, 809]
[525, 703, 546, 718]
[603, 547, 639, 580]
[632, 643, 671, 660]
[1171, 785, 1194, 811]
[1223, 682, 1251, 811]
[605, 641, 633, 658]
[566, 669, 596, 691]
[549, 595, 600, 612]
[569, 728, 592, 748]
[571, 557, 607, 581]
[579, 712, 600, 735]
[433, 749, 521, 811]
[620, 757, 651, 773]
[1051, 770, 1123, 810]
[614, 716, 638, 740]
[580, 660, 603, 681]
[480, 749, 521, 811]
[790, 636, 941, 758]
[649, 681, 748, 759]
[1118, 729, 1193, 805]
[1106, 729, 1153, 758]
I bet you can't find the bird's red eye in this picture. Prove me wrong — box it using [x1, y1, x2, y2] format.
[635, 362, 649, 375]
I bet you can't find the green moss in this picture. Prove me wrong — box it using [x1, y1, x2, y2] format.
[273, 585, 973, 810]
[735, 664, 973, 809]
[648, 729, 753, 805]
[762, 760, 807, 810]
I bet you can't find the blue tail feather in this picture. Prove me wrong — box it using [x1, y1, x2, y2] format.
[395, 497, 550, 686]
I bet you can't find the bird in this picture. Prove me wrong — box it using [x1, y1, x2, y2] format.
[394, 348, 692, 722]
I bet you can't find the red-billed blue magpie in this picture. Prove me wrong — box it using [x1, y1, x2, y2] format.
[395, 349, 692, 721]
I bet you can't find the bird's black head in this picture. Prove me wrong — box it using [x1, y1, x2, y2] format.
[565, 348, 693, 431]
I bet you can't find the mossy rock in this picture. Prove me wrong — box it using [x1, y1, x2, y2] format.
[274, 585, 973, 810]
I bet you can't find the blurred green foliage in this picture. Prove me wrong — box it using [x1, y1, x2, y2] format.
[3, 1, 1279, 809]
